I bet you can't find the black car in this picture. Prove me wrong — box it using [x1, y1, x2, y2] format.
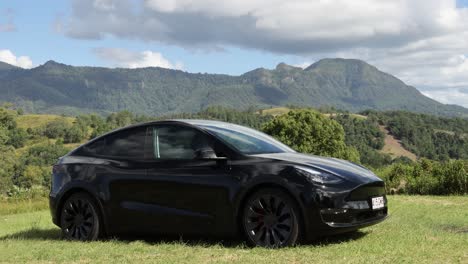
[49, 120, 387, 247]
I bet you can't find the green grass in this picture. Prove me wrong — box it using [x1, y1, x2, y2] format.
[16, 114, 75, 129]
[0, 196, 467, 263]
[0, 197, 49, 215]
[260, 107, 292, 116]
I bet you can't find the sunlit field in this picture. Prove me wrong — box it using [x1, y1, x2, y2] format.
[1, 196, 467, 263]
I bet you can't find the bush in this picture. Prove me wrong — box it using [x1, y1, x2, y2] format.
[44, 118, 71, 138]
[377, 159, 468, 195]
[13, 142, 71, 190]
[0, 146, 17, 196]
[63, 124, 86, 143]
[6, 185, 48, 199]
[6, 127, 28, 148]
[20, 165, 51, 189]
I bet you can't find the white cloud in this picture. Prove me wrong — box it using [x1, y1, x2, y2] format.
[293, 61, 314, 69]
[422, 88, 468, 108]
[65, 0, 468, 53]
[0, 49, 33, 68]
[93, 48, 183, 69]
[63, 0, 468, 107]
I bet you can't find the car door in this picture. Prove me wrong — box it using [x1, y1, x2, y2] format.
[85, 126, 154, 233]
[140, 124, 240, 236]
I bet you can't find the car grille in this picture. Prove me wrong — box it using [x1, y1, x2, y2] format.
[346, 181, 386, 201]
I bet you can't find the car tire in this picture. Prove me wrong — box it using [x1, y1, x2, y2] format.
[242, 188, 301, 247]
[60, 192, 102, 241]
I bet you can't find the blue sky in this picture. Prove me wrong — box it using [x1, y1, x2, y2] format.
[0, 0, 298, 74]
[1, 0, 468, 107]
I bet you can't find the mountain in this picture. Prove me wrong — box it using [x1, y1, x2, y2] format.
[0, 61, 19, 71]
[0, 58, 467, 117]
[0, 62, 21, 81]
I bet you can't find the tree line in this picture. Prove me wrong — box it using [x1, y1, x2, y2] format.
[0, 104, 467, 197]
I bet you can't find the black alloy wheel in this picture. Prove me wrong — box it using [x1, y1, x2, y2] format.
[242, 188, 300, 247]
[60, 193, 101, 241]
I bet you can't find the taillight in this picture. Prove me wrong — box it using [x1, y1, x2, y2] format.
[52, 164, 61, 174]
[51, 164, 64, 194]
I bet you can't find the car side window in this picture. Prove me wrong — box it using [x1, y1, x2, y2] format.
[75, 126, 152, 159]
[152, 125, 213, 160]
[104, 127, 148, 159]
[78, 138, 105, 156]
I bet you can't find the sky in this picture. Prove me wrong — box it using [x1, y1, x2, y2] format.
[1, 0, 468, 107]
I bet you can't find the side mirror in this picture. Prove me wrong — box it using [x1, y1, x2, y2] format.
[194, 147, 227, 160]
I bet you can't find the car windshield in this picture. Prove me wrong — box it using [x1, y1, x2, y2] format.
[200, 123, 295, 155]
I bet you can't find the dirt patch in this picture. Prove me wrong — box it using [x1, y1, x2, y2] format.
[379, 126, 417, 161]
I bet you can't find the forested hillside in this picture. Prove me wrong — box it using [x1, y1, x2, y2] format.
[366, 111, 468, 160]
[1, 104, 467, 197]
[1, 59, 467, 117]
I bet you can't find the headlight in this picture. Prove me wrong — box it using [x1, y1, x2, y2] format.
[296, 166, 343, 184]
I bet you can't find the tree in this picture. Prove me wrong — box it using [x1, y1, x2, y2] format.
[0, 107, 28, 148]
[106, 111, 134, 129]
[20, 142, 70, 167]
[7, 128, 28, 148]
[0, 126, 9, 145]
[0, 145, 17, 195]
[262, 109, 360, 162]
[44, 118, 71, 138]
[0, 107, 17, 130]
[64, 124, 85, 143]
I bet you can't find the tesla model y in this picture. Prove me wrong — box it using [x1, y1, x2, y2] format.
[49, 120, 387, 247]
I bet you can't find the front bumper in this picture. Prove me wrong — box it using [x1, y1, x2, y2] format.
[302, 181, 388, 238]
[320, 206, 388, 228]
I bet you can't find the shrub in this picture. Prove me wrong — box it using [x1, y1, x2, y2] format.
[13, 142, 71, 190]
[377, 159, 468, 195]
[44, 118, 71, 138]
[6, 185, 48, 199]
[63, 124, 86, 143]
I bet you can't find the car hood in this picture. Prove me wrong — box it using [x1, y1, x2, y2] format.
[252, 152, 383, 184]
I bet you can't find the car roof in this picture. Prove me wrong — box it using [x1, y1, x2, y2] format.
[172, 119, 236, 127]
[68, 119, 227, 154]
[118, 119, 237, 130]
[92, 119, 235, 139]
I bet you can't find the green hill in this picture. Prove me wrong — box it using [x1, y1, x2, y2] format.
[0, 58, 467, 117]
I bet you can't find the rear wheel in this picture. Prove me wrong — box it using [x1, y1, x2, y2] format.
[60, 193, 101, 241]
[242, 188, 301, 247]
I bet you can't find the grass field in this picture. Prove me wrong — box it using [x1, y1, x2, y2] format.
[259, 107, 292, 116]
[16, 114, 75, 130]
[0, 196, 467, 263]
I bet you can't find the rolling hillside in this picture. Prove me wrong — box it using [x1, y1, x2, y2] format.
[0, 59, 467, 117]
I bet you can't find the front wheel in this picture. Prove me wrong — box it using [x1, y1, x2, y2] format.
[60, 192, 101, 241]
[242, 188, 301, 247]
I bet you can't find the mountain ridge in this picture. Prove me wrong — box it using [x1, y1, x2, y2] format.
[0, 58, 466, 117]
[0, 61, 20, 71]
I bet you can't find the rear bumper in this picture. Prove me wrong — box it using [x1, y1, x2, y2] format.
[49, 193, 60, 227]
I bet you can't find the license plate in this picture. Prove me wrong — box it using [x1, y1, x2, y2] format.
[371, 196, 385, 210]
